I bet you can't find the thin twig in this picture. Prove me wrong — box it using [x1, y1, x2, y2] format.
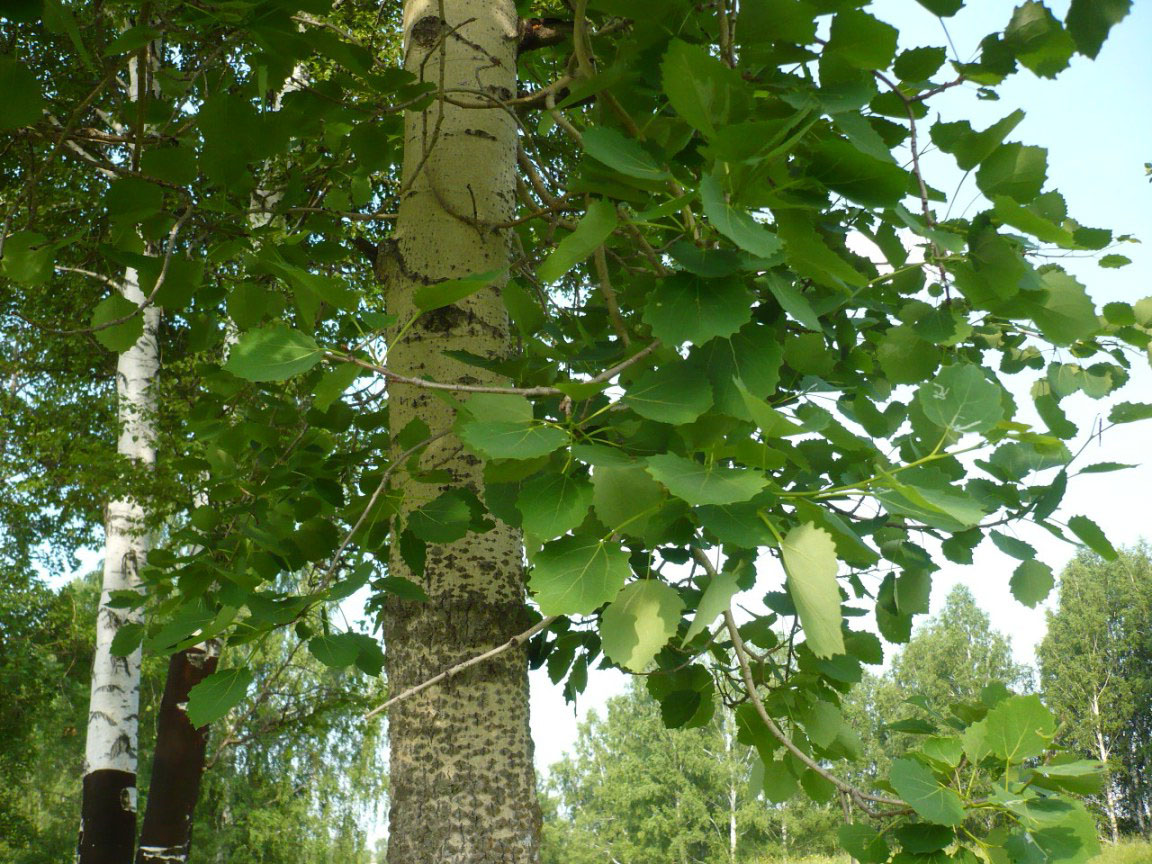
[691, 549, 907, 816]
[331, 338, 660, 397]
[364, 615, 557, 720]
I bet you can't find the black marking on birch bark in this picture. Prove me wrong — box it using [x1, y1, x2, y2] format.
[77, 769, 137, 864]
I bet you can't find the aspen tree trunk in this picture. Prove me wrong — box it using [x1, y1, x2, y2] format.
[135, 69, 305, 864]
[78, 265, 160, 864]
[380, 2, 540, 862]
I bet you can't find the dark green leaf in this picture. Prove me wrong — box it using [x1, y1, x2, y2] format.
[583, 127, 669, 180]
[1011, 560, 1055, 607]
[1066, 0, 1131, 58]
[91, 294, 144, 353]
[642, 272, 752, 347]
[1067, 514, 1117, 560]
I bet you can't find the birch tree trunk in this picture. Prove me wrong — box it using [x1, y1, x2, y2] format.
[78, 264, 160, 864]
[380, 2, 539, 862]
[1091, 690, 1121, 844]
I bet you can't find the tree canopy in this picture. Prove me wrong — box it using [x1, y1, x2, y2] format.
[1, 0, 1147, 862]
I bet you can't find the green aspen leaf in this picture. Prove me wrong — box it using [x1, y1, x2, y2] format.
[976, 143, 1048, 204]
[738, 0, 818, 45]
[889, 757, 965, 826]
[760, 758, 799, 803]
[1066, 515, 1117, 560]
[759, 273, 821, 331]
[776, 209, 866, 287]
[839, 823, 890, 864]
[735, 380, 804, 438]
[990, 530, 1036, 560]
[1006, 1, 1075, 78]
[407, 490, 473, 544]
[186, 668, 254, 728]
[109, 622, 145, 657]
[601, 580, 684, 672]
[91, 294, 144, 353]
[1099, 254, 1131, 268]
[1011, 560, 1055, 607]
[308, 632, 363, 667]
[413, 268, 506, 312]
[0, 231, 53, 284]
[878, 326, 940, 384]
[0, 59, 44, 130]
[894, 46, 948, 81]
[931, 110, 1025, 171]
[981, 694, 1056, 762]
[516, 472, 593, 540]
[224, 324, 323, 381]
[624, 362, 713, 425]
[700, 175, 783, 259]
[896, 824, 954, 854]
[583, 126, 669, 180]
[697, 500, 774, 548]
[683, 569, 740, 644]
[826, 9, 899, 70]
[803, 701, 843, 749]
[915, 363, 1003, 434]
[456, 417, 569, 463]
[1109, 402, 1152, 424]
[780, 523, 845, 659]
[312, 363, 360, 411]
[1066, 0, 1131, 58]
[1078, 461, 1136, 474]
[592, 463, 666, 539]
[1029, 760, 1106, 795]
[914, 0, 964, 17]
[809, 138, 909, 208]
[104, 177, 164, 224]
[660, 39, 744, 136]
[537, 200, 617, 283]
[529, 534, 631, 615]
[140, 146, 198, 185]
[921, 736, 965, 769]
[642, 272, 752, 347]
[646, 454, 766, 506]
[1029, 268, 1098, 345]
[692, 324, 784, 419]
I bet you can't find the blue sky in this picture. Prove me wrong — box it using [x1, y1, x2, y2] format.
[530, 0, 1152, 772]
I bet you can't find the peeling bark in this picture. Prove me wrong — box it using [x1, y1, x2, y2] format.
[381, 2, 540, 862]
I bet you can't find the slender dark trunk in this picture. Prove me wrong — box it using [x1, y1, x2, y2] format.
[135, 645, 219, 864]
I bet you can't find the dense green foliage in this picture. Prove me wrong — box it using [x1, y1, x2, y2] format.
[1, 0, 1147, 861]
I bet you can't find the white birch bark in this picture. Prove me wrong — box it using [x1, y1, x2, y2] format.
[78, 50, 161, 864]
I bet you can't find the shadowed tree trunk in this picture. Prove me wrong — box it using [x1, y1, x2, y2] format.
[379, 1, 540, 862]
[135, 646, 220, 864]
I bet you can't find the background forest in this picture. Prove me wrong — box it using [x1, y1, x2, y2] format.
[5, 550, 1152, 862]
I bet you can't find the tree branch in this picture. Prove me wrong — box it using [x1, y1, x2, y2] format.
[364, 615, 557, 721]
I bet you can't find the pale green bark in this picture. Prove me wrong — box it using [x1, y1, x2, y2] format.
[381, 2, 539, 862]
